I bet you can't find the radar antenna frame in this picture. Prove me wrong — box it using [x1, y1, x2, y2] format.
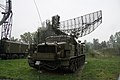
[51, 10, 102, 39]
[0, 0, 12, 39]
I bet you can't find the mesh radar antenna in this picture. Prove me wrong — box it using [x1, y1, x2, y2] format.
[0, 0, 12, 39]
[52, 10, 102, 39]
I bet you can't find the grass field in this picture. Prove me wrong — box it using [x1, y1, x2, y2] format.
[0, 56, 120, 80]
[79, 56, 120, 80]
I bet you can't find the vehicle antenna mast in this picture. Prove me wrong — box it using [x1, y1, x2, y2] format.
[33, 0, 43, 26]
[0, 0, 13, 40]
[33, 0, 43, 44]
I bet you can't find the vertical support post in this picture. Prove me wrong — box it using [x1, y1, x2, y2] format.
[1, 12, 12, 40]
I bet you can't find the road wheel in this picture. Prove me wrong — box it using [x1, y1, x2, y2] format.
[12, 54, 18, 59]
[69, 60, 76, 72]
[74, 60, 78, 70]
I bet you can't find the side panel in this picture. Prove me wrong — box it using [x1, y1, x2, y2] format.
[21, 44, 28, 53]
[70, 45, 75, 57]
[4, 41, 28, 54]
[5, 42, 21, 53]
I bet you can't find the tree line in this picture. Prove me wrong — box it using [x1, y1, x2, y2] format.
[10, 20, 56, 44]
[85, 32, 120, 56]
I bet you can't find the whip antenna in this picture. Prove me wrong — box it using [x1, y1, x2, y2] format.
[33, 0, 43, 26]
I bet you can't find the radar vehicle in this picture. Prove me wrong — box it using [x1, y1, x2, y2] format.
[28, 10, 102, 72]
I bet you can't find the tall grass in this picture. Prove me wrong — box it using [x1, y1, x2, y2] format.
[0, 59, 75, 80]
[79, 56, 120, 80]
[0, 56, 120, 80]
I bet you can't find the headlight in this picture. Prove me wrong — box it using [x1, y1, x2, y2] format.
[27, 55, 31, 59]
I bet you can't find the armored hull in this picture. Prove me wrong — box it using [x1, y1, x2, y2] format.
[28, 35, 85, 72]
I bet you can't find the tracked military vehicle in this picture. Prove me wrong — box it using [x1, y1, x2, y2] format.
[28, 35, 85, 72]
[28, 10, 102, 72]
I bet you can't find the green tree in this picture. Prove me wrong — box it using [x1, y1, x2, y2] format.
[93, 38, 100, 50]
[35, 20, 56, 43]
[101, 41, 107, 49]
[20, 20, 57, 44]
[85, 42, 93, 52]
[20, 32, 34, 44]
[115, 32, 120, 43]
[114, 32, 120, 55]
[10, 37, 19, 42]
[109, 35, 115, 48]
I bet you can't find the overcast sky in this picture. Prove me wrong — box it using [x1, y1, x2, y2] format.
[2, 0, 120, 42]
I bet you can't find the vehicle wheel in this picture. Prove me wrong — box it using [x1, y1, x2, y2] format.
[69, 60, 76, 72]
[77, 58, 79, 68]
[1, 54, 7, 60]
[19, 54, 24, 58]
[75, 60, 78, 70]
